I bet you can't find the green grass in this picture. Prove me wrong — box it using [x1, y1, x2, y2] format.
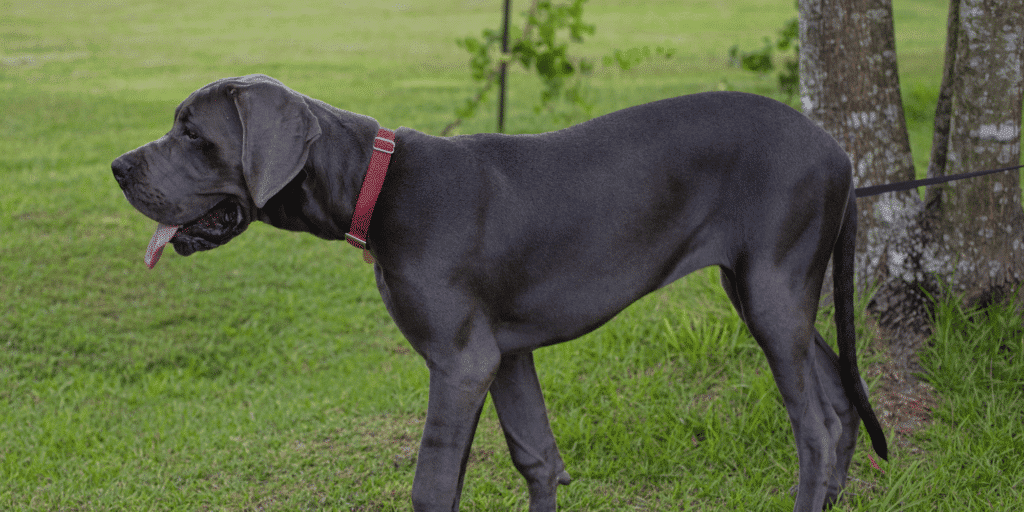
[2, 0, 1023, 509]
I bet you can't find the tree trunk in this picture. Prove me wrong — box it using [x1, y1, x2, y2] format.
[924, 0, 1024, 305]
[797, 0, 919, 307]
[799, 0, 1024, 335]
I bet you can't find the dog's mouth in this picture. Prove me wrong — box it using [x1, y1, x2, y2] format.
[144, 198, 250, 268]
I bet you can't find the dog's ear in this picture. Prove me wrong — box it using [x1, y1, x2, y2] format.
[227, 75, 322, 208]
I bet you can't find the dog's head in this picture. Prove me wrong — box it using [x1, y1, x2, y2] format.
[111, 74, 322, 267]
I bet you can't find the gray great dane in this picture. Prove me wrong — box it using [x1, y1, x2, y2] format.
[112, 74, 888, 511]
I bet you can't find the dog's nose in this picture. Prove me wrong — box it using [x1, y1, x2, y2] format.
[111, 155, 134, 189]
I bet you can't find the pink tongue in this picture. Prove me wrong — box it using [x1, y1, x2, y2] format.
[145, 223, 180, 269]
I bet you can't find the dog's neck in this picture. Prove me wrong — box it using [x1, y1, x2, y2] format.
[255, 99, 383, 242]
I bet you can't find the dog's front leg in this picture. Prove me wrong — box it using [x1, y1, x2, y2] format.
[490, 351, 570, 511]
[410, 316, 502, 512]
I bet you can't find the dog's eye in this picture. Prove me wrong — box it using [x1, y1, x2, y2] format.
[183, 127, 200, 140]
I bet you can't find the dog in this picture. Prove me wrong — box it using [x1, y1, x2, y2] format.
[112, 74, 888, 511]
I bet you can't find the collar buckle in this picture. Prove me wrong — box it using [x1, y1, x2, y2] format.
[374, 136, 396, 154]
[344, 232, 367, 250]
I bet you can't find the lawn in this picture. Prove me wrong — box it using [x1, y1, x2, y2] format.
[2, 0, 1022, 510]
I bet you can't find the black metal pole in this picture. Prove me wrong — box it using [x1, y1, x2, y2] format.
[498, 0, 511, 133]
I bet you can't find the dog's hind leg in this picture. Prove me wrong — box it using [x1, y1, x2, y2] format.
[489, 351, 571, 512]
[723, 268, 859, 508]
[724, 266, 842, 512]
[812, 331, 861, 507]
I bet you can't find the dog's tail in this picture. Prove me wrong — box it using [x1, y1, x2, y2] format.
[833, 191, 889, 460]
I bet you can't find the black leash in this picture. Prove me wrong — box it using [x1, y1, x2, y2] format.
[855, 163, 1024, 198]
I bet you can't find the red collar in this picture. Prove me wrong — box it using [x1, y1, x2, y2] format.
[345, 127, 395, 263]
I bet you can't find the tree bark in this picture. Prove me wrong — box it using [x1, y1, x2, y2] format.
[924, 0, 1024, 304]
[799, 0, 1024, 335]
[925, 0, 960, 188]
[798, 0, 919, 295]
